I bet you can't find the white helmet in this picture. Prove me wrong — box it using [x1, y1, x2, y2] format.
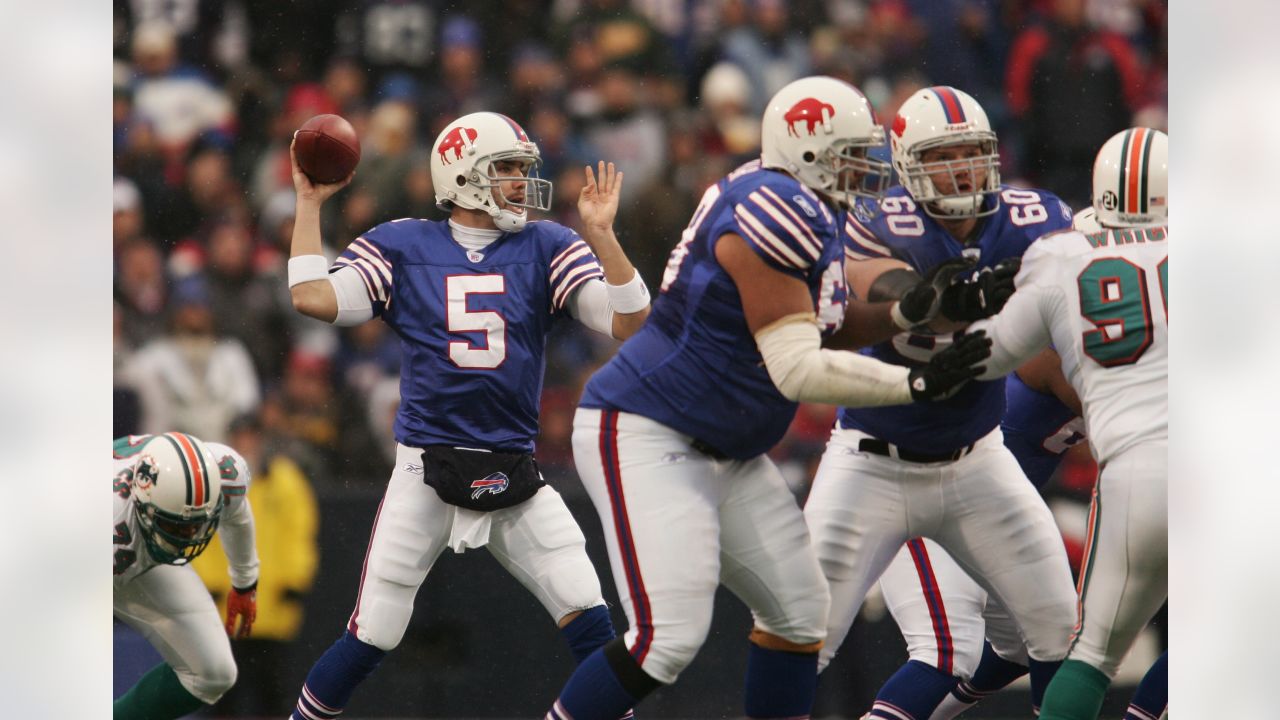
[760, 76, 891, 208]
[1091, 127, 1168, 228]
[130, 433, 223, 565]
[890, 86, 1001, 218]
[431, 112, 552, 233]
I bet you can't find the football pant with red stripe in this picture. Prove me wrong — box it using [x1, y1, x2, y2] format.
[346, 444, 605, 651]
[806, 428, 1077, 674]
[571, 408, 829, 685]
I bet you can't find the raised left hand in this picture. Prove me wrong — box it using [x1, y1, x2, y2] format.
[577, 161, 624, 236]
[225, 583, 257, 639]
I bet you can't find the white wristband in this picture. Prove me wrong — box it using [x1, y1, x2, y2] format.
[606, 270, 650, 314]
[288, 255, 331, 288]
[890, 301, 916, 331]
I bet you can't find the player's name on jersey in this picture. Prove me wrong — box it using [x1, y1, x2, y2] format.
[1084, 226, 1167, 249]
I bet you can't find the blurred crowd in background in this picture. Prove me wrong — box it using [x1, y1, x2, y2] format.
[111, 2, 1166, 709]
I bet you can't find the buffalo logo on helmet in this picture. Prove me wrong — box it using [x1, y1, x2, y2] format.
[437, 126, 479, 165]
[784, 98, 835, 137]
[470, 472, 510, 500]
[892, 113, 907, 138]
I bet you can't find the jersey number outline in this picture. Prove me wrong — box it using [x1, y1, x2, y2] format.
[114, 521, 136, 575]
[1077, 256, 1168, 367]
[1001, 188, 1049, 226]
[662, 184, 722, 292]
[446, 275, 507, 369]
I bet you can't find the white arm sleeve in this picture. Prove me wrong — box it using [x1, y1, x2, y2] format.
[203, 443, 260, 589]
[755, 313, 914, 407]
[969, 242, 1060, 380]
[566, 278, 616, 337]
[329, 265, 375, 326]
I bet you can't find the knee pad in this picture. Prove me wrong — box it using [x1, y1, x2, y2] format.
[749, 627, 823, 654]
[184, 653, 238, 704]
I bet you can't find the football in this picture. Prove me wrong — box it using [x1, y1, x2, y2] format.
[294, 114, 361, 184]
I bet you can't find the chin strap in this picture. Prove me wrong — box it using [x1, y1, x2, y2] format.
[491, 206, 528, 233]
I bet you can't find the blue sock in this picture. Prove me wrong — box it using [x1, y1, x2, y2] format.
[966, 641, 1029, 693]
[1125, 652, 1168, 720]
[743, 644, 818, 719]
[548, 646, 640, 720]
[291, 631, 387, 719]
[869, 659, 959, 719]
[561, 605, 617, 663]
[1027, 657, 1063, 712]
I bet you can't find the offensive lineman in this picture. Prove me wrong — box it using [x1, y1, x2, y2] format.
[113, 433, 259, 720]
[543, 76, 991, 720]
[963, 127, 1169, 720]
[804, 86, 1080, 718]
[285, 111, 650, 720]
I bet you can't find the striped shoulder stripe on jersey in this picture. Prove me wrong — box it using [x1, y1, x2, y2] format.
[844, 215, 892, 258]
[757, 186, 823, 258]
[1118, 127, 1155, 215]
[930, 86, 967, 124]
[162, 432, 210, 507]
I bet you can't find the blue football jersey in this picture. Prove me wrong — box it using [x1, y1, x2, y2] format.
[838, 185, 1073, 453]
[333, 218, 603, 451]
[1001, 373, 1086, 490]
[580, 160, 849, 459]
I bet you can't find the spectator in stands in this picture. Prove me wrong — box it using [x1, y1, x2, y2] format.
[113, 176, 147, 257]
[719, 0, 813, 114]
[193, 411, 321, 717]
[129, 20, 235, 158]
[125, 275, 261, 441]
[416, 16, 505, 124]
[1005, 0, 1145, 206]
[114, 238, 170, 347]
[579, 61, 667, 202]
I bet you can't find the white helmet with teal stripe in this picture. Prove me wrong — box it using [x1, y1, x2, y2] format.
[1092, 127, 1168, 228]
[130, 433, 223, 565]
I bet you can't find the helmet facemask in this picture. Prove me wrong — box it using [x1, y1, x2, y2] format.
[898, 133, 1001, 219]
[819, 137, 893, 210]
[137, 497, 222, 565]
[468, 149, 553, 233]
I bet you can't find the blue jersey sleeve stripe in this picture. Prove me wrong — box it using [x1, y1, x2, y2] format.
[333, 257, 380, 301]
[757, 186, 823, 259]
[733, 204, 809, 269]
[733, 207, 800, 269]
[746, 191, 820, 261]
[349, 239, 393, 285]
[553, 265, 604, 309]
[549, 242, 595, 284]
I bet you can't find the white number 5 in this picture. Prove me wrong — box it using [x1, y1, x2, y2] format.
[447, 275, 506, 369]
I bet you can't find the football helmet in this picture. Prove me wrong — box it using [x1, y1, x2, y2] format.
[431, 112, 552, 233]
[890, 86, 1001, 218]
[760, 76, 891, 208]
[130, 433, 223, 565]
[1091, 127, 1168, 228]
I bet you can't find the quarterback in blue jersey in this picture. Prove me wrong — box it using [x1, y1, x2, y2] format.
[284, 111, 652, 720]
[544, 77, 991, 720]
[802, 86, 1081, 720]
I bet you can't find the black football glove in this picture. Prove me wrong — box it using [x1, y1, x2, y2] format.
[893, 256, 978, 330]
[907, 330, 993, 402]
[939, 257, 1021, 322]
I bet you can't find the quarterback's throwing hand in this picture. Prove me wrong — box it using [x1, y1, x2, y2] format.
[578, 161, 624, 236]
[908, 330, 993, 402]
[225, 584, 258, 639]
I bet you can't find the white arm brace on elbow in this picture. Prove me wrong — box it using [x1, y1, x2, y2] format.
[755, 313, 914, 407]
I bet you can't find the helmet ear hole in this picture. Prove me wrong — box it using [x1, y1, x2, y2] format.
[802, 151, 816, 163]
[455, 175, 467, 187]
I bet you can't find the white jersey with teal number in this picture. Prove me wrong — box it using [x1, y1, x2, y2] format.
[972, 226, 1168, 465]
[112, 435, 257, 587]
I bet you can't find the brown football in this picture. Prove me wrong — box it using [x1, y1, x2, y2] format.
[294, 114, 361, 184]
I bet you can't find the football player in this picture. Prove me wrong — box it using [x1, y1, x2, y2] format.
[284, 111, 651, 720]
[804, 86, 1082, 719]
[963, 127, 1169, 720]
[543, 76, 990, 720]
[113, 433, 259, 720]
